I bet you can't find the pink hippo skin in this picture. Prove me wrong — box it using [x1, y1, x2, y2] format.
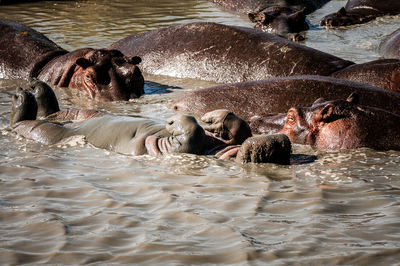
[280, 93, 400, 151]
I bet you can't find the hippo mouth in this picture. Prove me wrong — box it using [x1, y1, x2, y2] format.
[145, 135, 175, 156]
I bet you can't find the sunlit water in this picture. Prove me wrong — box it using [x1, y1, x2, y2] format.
[1, 0, 400, 265]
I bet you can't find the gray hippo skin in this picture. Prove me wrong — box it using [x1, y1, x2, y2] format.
[170, 75, 400, 133]
[10, 80, 291, 164]
[279, 93, 400, 151]
[330, 59, 400, 93]
[380, 28, 400, 60]
[321, 0, 400, 27]
[0, 19, 144, 101]
[108, 22, 353, 83]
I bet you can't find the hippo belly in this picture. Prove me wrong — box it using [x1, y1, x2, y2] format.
[109, 22, 353, 83]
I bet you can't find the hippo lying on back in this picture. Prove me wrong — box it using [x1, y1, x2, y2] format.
[321, 0, 400, 28]
[109, 22, 353, 83]
[10, 80, 292, 164]
[0, 19, 144, 101]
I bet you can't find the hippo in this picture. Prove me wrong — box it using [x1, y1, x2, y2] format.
[209, 0, 330, 38]
[330, 59, 400, 93]
[0, 19, 144, 101]
[109, 22, 353, 83]
[10, 80, 292, 164]
[170, 75, 400, 133]
[209, 0, 330, 15]
[320, 0, 400, 28]
[249, 7, 309, 40]
[379, 28, 400, 60]
[279, 93, 400, 151]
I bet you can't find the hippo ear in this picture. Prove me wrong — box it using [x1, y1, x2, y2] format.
[127, 56, 142, 65]
[75, 58, 93, 69]
[337, 7, 347, 16]
[248, 12, 258, 22]
[346, 92, 359, 104]
[316, 103, 334, 122]
[290, 8, 306, 21]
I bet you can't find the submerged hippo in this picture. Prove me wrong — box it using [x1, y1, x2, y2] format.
[0, 19, 144, 101]
[109, 22, 353, 83]
[10, 80, 292, 164]
[280, 93, 400, 151]
[210, 0, 330, 38]
[379, 28, 400, 60]
[330, 59, 400, 93]
[170, 75, 400, 133]
[321, 0, 400, 28]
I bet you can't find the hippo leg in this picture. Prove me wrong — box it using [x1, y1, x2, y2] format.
[28, 78, 60, 118]
[10, 87, 38, 127]
[235, 134, 292, 164]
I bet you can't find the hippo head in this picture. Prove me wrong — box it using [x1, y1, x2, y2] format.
[68, 49, 144, 101]
[249, 7, 309, 39]
[280, 93, 367, 150]
[145, 114, 206, 156]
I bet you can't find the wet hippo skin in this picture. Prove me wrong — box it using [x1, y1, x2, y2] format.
[109, 22, 353, 83]
[321, 0, 400, 28]
[279, 93, 400, 151]
[10, 80, 292, 164]
[380, 28, 400, 60]
[170, 75, 400, 133]
[0, 19, 144, 101]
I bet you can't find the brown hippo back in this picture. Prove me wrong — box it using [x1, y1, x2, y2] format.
[109, 22, 353, 83]
[330, 59, 400, 93]
[380, 28, 400, 60]
[170, 75, 400, 123]
[0, 19, 66, 79]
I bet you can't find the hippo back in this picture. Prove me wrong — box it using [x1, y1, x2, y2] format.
[0, 19, 66, 79]
[345, 0, 400, 15]
[380, 28, 400, 60]
[171, 75, 400, 121]
[109, 22, 353, 83]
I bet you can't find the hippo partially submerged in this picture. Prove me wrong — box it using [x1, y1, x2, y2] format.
[321, 0, 400, 28]
[10, 80, 292, 164]
[170, 76, 400, 128]
[279, 93, 400, 151]
[379, 28, 400, 60]
[0, 19, 144, 101]
[209, 0, 330, 38]
[109, 22, 353, 83]
[330, 59, 400, 93]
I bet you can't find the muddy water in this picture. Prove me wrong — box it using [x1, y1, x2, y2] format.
[1, 0, 400, 265]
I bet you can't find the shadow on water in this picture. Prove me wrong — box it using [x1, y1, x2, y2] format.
[144, 81, 182, 95]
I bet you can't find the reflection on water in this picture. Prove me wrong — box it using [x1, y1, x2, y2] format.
[1, 0, 400, 265]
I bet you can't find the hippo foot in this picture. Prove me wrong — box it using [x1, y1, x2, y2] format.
[320, 7, 375, 28]
[235, 134, 292, 164]
[10, 87, 38, 127]
[201, 109, 252, 145]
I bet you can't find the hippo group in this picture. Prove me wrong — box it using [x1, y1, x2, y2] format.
[3, 1, 400, 162]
